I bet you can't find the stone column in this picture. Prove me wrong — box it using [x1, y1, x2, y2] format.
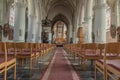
[36, 0, 42, 43]
[29, 18, 37, 43]
[94, 0, 107, 43]
[1, 0, 7, 42]
[14, 0, 26, 42]
[27, 0, 36, 42]
[72, 31, 76, 43]
[37, 22, 42, 43]
[83, 0, 88, 43]
[84, 0, 93, 43]
[27, 15, 33, 42]
[75, 0, 82, 43]
[77, 3, 85, 43]
[115, 0, 120, 26]
[69, 24, 72, 43]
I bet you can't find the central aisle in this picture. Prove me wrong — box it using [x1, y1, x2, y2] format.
[40, 48, 80, 80]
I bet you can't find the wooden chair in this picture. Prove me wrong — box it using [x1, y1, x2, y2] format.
[40, 43, 45, 57]
[32, 43, 39, 62]
[36, 43, 41, 58]
[79, 43, 100, 69]
[95, 43, 120, 80]
[15, 42, 35, 69]
[0, 42, 16, 80]
[0, 42, 7, 80]
[105, 43, 120, 80]
[95, 43, 105, 80]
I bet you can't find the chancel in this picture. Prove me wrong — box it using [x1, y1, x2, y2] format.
[0, 0, 120, 80]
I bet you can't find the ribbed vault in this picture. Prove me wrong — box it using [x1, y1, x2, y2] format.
[41, 0, 77, 26]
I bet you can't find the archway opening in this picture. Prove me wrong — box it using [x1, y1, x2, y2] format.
[52, 20, 67, 45]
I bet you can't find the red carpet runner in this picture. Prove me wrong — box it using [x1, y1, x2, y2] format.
[40, 48, 81, 80]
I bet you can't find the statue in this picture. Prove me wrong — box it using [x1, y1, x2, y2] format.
[3, 23, 9, 37]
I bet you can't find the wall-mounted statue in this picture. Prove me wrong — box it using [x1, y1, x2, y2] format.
[110, 24, 116, 39]
[3, 23, 9, 37]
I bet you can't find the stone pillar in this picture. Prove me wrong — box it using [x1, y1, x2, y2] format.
[81, 6, 85, 25]
[84, 0, 93, 43]
[14, 0, 26, 42]
[37, 22, 42, 43]
[77, 3, 85, 43]
[36, 0, 42, 43]
[94, 0, 107, 43]
[1, 0, 7, 42]
[83, 0, 88, 43]
[0, 0, 6, 25]
[72, 31, 76, 43]
[116, 0, 120, 26]
[31, 17, 37, 42]
[27, 15, 33, 42]
[68, 24, 72, 43]
[27, 0, 36, 42]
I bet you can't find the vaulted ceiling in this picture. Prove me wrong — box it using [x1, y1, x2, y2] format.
[42, 0, 77, 13]
[46, 0, 76, 14]
[41, 0, 78, 25]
